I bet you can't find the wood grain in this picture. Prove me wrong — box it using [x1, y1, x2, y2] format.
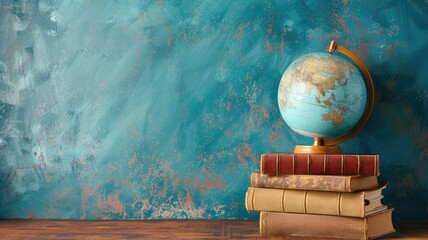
[0, 220, 426, 239]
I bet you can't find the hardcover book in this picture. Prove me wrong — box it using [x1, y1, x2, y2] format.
[261, 153, 380, 176]
[246, 185, 387, 218]
[259, 209, 395, 239]
[250, 172, 379, 192]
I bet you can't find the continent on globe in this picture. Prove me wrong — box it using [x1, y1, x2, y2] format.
[323, 110, 344, 126]
[278, 52, 367, 139]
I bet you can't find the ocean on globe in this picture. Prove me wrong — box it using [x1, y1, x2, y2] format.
[278, 52, 367, 139]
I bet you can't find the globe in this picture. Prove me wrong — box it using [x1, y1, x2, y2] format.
[278, 51, 367, 140]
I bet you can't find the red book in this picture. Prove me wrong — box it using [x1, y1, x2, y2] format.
[261, 153, 379, 176]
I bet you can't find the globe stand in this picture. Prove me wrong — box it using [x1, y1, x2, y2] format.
[294, 138, 342, 154]
[292, 40, 375, 155]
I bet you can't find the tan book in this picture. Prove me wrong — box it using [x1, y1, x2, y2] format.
[246, 185, 387, 218]
[251, 172, 378, 192]
[260, 209, 395, 239]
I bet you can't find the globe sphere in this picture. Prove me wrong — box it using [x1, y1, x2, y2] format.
[278, 52, 367, 139]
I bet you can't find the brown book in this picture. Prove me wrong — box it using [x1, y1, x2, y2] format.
[260, 209, 395, 239]
[245, 185, 387, 218]
[261, 153, 380, 176]
[251, 172, 379, 192]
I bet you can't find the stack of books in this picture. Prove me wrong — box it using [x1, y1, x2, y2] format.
[245, 153, 396, 239]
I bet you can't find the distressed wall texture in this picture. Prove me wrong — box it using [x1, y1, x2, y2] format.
[0, 0, 427, 220]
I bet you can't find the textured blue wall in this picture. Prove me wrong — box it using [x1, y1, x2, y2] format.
[0, 0, 427, 220]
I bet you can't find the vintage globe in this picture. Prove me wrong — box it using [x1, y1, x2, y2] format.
[278, 52, 367, 139]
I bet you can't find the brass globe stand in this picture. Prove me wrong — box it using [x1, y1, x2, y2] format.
[294, 138, 342, 154]
[293, 41, 375, 154]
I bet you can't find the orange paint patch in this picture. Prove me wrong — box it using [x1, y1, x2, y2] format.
[81, 184, 101, 219]
[266, 40, 273, 52]
[216, 150, 225, 159]
[128, 153, 137, 167]
[233, 23, 250, 39]
[201, 167, 211, 176]
[263, 112, 269, 119]
[204, 178, 225, 191]
[237, 143, 258, 163]
[97, 192, 125, 215]
[225, 102, 231, 111]
[267, 23, 273, 34]
[185, 177, 225, 196]
[269, 132, 279, 141]
[338, 18, 350, 34]
[185, 189, 194, 208]
[320, 34, 341, 42]
[358, 42, 369, 61]
[173, 177, 182, 189]
[161, 165, 174, 197]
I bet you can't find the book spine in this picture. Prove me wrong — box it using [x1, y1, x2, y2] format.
[260, 211, 368, 239]
[250, 172, 352, 192]
[261, 154, 380, 176]
[246, 187, 365, 217]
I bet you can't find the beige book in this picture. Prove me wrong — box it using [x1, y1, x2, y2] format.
[251, 172, 378, 192]
[246, 184, 387, 218]
[260, 209, 395, 240]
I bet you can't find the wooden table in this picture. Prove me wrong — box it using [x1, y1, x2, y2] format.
[0, 220, 426, 239]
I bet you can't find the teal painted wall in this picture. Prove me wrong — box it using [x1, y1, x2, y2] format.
[0, 0, 427, 220]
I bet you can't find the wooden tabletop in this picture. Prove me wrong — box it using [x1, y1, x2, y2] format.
[0, 219, 426, 239]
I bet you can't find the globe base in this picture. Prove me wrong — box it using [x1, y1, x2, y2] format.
[294, 145, 342, 154]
